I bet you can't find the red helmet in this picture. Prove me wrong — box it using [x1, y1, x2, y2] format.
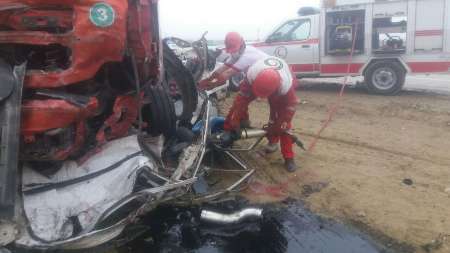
[251, 69, 281, 98]
[225, 32, 244, 53]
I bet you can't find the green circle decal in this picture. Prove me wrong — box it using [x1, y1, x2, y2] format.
[264, 58, 284, 70]
[90, 3, 116, 27]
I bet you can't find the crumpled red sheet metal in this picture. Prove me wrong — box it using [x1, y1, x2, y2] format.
[0, 0, 128, 88]
[21, 97, 99, 135]
[21, 98, 99, 160]
[96, 95, 140, 144]
[1, 0, 161, 160]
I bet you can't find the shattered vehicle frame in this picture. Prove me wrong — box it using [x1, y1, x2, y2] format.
[0, 0, 252, 251]
[0, 0, 164, 230]
[11, 86, 254, 250]
[164, 34, 219, 83]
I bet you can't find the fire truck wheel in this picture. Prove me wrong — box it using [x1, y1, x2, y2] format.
[163, 42, 198, 122]
[365, 61, 405, 95]
[143, 85, 177, 137]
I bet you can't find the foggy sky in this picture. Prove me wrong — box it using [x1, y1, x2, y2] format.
[159, 0, 320, 41]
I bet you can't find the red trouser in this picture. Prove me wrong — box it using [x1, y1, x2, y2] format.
[223, 81, 254, 131]
[224, 82, 297, 160]
[267, 129, 294, 159]
[267, 99, 294, 159]
[266, 84, 298, 160]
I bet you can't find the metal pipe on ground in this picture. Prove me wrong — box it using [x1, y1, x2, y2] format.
[200, 208, 263, 224]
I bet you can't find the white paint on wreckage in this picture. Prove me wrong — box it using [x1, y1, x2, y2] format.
[16, 135, 160, 248]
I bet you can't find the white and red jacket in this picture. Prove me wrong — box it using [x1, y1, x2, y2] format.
[224, 45, 268, 73]
[224, 56, 298, 132]
[224, 56, 299, 159]
[246, 57, 294, 96]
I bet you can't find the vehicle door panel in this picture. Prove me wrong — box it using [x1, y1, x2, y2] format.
[257, 18, 318, 75]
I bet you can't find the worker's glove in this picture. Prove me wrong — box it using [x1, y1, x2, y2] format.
[265, 120, 289, 136]
[263, 121, 276, 136]
[211, 130, 240, 148]
[276, 121, 290, 133]
[198, 73, 227, 91]
[263, 121, 274, 132]
[270, 106, 296, 136]
[198, 79, 211, 90]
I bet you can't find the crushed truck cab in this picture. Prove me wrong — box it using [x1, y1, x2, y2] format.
[0, 0, 225, 250]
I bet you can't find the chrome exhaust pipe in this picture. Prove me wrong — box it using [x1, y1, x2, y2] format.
[240, 129, 267, 139]
[200, 208, 263, 224]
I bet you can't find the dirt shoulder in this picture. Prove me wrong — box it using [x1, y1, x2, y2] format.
[221, 84, 450, 253]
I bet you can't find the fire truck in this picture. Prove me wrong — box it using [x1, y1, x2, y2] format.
[253, 0, 450, 95]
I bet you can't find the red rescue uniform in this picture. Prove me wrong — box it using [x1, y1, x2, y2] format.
[224, 57, 298, 159]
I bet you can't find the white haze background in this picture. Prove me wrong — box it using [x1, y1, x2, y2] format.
[160, 0, 320, 41]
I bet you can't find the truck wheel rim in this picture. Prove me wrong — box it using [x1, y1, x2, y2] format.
[372, 67, 397, 90]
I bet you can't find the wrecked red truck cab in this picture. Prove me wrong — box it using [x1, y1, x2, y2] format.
[0, 0, 169, 244]
[0, 0, 162, 162]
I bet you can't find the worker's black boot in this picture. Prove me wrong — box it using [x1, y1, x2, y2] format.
[284, 158, 298, 173]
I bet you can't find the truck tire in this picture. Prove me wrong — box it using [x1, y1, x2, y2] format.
[163, 41, 198, 122]
[364, 61, 405, 95]
[142, 85, 177, 137]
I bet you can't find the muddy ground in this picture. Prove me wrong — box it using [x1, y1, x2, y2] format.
[220, 82, 450, 253]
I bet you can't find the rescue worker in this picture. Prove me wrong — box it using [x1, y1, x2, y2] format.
[222, 56, 299, 172]
[199, 32, 268, 127]
[199, 32, 268, 89]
